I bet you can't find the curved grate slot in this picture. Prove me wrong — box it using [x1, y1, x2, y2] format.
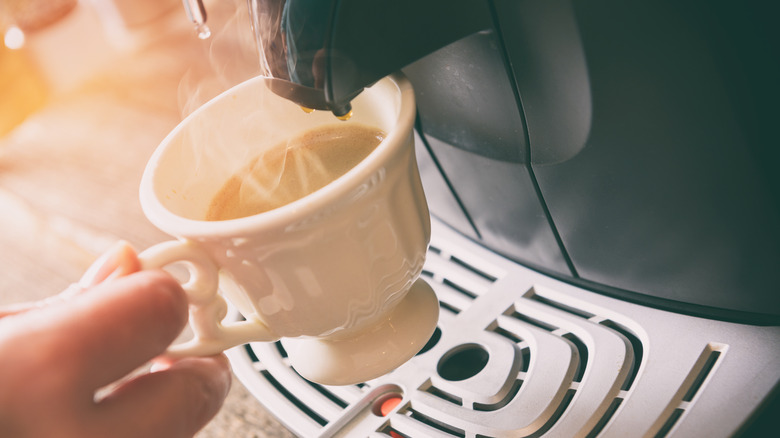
[655, 409, 685, 438]
[598, 319, 643, 391]
[586, 398, 624, 438]
[527, 389, 577, 438]
[261, 369, 329, 427]
[473, 379, 523, 412]
[561, 333, 588, 383]
[402, 407, 466, 437]
[650, 345, 725, 437]
[422, 384, 464, 406]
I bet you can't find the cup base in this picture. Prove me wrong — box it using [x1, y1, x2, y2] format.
[281, 278, 439, 386]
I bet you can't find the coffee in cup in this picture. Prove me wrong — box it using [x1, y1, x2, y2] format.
[206, 123, 385, 221]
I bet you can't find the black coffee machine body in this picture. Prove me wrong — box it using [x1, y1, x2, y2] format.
[202, 0, 780, 435]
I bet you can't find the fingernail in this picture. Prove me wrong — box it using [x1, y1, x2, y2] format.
[79, 241, 138, 288]
[149, 358, 173, 373]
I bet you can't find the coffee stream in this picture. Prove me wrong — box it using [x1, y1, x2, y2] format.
[206, 124, 385, 221]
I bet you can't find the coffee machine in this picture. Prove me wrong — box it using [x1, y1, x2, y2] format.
[186, 0, 779, 436]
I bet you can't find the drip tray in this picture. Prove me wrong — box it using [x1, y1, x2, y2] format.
[226, 218, 780, 437]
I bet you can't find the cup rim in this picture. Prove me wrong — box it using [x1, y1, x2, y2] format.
[139, 72, 416, 238]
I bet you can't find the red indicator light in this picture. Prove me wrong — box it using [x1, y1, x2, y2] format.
[380, 395, 402, 416]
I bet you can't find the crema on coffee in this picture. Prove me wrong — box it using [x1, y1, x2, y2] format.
[206, 123, 385, 221]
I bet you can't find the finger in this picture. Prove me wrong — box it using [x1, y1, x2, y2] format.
[93, 355, 231, 438]
[78, 241, 142, 288]
[0, 301, 43, 319]
[0, 241, 140, 319]
[8, 270, 188, 398]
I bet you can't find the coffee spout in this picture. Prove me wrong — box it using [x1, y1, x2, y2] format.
[249, 0, 491, 117]
[182, 0, 211, 39]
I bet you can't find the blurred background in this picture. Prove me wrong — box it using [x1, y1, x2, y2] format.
[0, 0, 293, 436]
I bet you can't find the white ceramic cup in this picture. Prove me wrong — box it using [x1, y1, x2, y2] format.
[137, 73, 438, 385]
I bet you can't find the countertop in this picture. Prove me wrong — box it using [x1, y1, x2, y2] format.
[0, 1, 294, 436]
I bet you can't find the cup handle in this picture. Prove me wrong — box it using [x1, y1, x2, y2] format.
[138, 240, 279, 358]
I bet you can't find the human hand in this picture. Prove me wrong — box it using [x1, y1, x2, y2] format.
[0, 242, 231, 438]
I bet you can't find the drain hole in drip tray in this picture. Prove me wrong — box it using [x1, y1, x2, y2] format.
[438, 344, 489, 381]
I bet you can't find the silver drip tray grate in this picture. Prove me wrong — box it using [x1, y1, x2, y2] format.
[226, 218, 780, 437]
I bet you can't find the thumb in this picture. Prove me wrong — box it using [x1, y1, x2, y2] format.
[94, 355, 232, 438]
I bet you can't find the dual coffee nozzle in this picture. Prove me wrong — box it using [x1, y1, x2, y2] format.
[181, 0, 356, 120]
[182, 0, 211, 39]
